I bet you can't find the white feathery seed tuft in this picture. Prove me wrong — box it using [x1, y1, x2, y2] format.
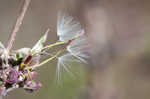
[56, 12, 90, 79]
[67, 35, 90, 63]
[57, 53, 79, 81]
[57, 12, 83, 41]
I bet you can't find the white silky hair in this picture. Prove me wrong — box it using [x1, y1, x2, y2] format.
[57, 12, 90, 80]
[57, 12, 83, 41]
[57, 53, 80, 81]
[67, 35, 90, 63]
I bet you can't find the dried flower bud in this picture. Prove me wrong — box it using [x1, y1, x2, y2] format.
[7, 69, 19, 84]
[24, 81, 42, 92]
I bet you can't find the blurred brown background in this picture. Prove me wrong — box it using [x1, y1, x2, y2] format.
[1, 0, 150, 99]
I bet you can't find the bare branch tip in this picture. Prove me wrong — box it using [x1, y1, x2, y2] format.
[7, 0, 32, 54]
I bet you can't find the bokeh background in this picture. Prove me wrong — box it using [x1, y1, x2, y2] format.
[1, 0, 150, 99]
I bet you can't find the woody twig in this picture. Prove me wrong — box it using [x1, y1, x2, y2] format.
[7, 0, 31, 55]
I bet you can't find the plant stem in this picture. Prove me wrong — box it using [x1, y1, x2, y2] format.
[27, 51, 62, 70]
[7, 0, 31, 55]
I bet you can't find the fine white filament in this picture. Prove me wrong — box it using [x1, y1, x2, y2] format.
[57, 12, 90, 80]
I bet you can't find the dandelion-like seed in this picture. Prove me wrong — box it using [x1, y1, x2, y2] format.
[0, 0, 90, 98]
[57, 12, 90, 79]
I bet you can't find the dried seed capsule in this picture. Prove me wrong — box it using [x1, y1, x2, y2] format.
[19, 55, 32, 70]
[7, 69, 19, 84]
[24, 81, 42, 93]
[0, 58, 2, 69]
[24, 55, 32, 64]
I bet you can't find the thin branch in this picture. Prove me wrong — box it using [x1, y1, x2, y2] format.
[7, 0, 31, 55]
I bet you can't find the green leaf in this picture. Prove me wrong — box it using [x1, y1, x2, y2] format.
[31, 29, 49, 54]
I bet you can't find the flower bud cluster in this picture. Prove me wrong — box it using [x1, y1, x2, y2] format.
[0, 50, 42, 96]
